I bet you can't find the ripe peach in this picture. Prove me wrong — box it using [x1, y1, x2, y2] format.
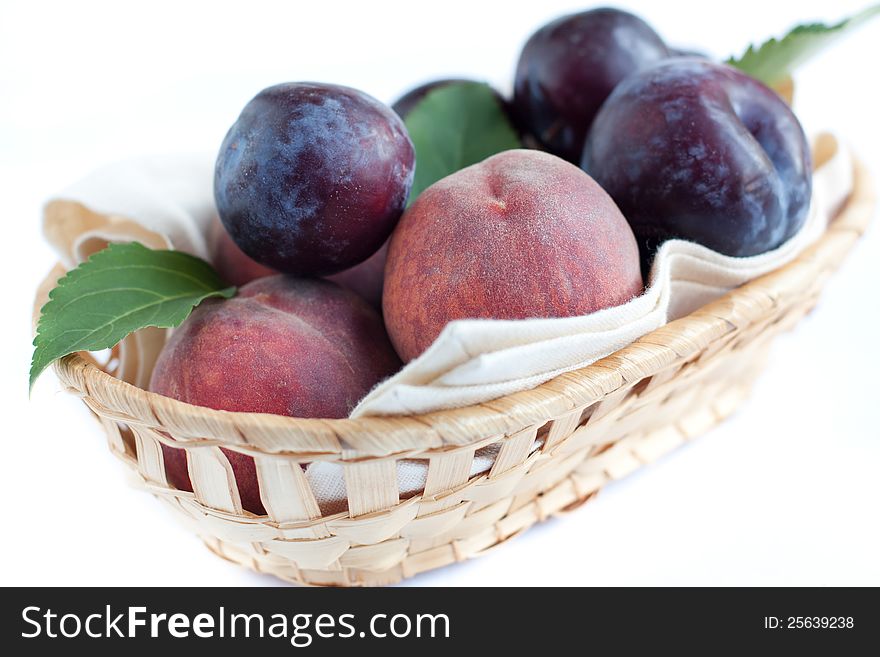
[383, 149, 643, 362]
[149, 275, 401, 514]
[209, 217, 387, 310]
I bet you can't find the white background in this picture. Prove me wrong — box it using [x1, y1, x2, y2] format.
[3, 0, 878, 586]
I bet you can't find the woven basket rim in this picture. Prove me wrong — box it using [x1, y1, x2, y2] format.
[41, 158, 874, 457]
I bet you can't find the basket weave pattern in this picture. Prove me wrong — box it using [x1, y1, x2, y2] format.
[44, 162, 873, 586]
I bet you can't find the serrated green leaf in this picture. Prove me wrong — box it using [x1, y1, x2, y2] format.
[405, 81, 521, 204]
[31, 242, 235, 390]
[729, 5, 880, 85]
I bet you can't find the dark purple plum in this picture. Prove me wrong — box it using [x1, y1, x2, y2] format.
[582, 59, 812, 261]
[214, 82, 415, 276]
[513, 8, 671, 162]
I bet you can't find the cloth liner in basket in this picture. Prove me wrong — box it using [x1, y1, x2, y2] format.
[41, 135, 854, 514]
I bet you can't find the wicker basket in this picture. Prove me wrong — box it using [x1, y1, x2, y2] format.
[35, 156, 874, 587]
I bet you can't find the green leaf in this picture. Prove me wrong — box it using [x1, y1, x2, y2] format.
[404, 81, 521, 203]
[30, 242, 235, 390]
[728, 5, 880, 86]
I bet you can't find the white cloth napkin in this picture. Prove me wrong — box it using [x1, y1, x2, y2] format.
[43, 154, 216, 266]
[42, 136, 853, 511]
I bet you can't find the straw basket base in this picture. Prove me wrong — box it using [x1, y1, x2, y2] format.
[203, 345, 766, 587]
[38, 157, 873, 587]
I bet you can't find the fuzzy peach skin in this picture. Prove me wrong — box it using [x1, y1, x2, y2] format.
[209, 216, 387, 309]
[149, 275, 401, 514]
[383, 149, 644, 362]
